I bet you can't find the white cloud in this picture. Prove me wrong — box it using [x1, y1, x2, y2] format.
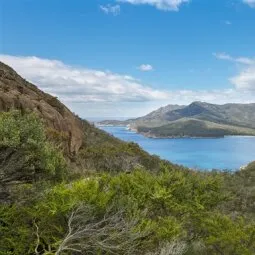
[235, 57, 255, 65]
[214, 52, 255, 91]
[138, 64, 154, 71]
[0, 55, 169, 103]
[160, 89, 255, 104]
[243, 0, 255, 8]
[99, 4, 121, 15]
[69, 89, 255, 118]
[230, 66, 255, 90]
[117, 0, 190, 11]
[225, 20, 232, 25]
[1, 54, 254, 118]
[213, 52, 232, 61]
[213, 52, 255, 65]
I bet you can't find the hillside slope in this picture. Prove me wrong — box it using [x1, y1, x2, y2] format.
[1, 63, 255, 255]
[164, 101, 255, 128]
[0, 61, 83, 155]
[0, 62, 169, 176]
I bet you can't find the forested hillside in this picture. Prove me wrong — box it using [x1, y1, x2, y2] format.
[0, 63, 255, 255]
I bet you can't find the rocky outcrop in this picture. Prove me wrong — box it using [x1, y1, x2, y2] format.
[0, 62, 83, 155]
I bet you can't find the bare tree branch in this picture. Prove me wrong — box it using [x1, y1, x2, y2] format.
[55, 204, 146, 255]
[33, 219, 40, 255]
[146, 240, 188, 255]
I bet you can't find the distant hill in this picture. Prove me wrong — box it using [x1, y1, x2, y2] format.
[98, 104, 185, 127]
[137, 118, 255, 138]
[163, 102, 255, 128]
[98, 101, 255, 137]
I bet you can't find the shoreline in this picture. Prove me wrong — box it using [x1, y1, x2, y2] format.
[98, 124, 255, 139]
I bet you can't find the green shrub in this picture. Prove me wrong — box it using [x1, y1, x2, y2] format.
[1, 168, 255, 254]
[0, 110, 67, 182]
[1, 112, 255, 255]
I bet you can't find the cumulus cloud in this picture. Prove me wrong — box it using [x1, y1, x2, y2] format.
[243, 0, 255, 8]
[162, 89, 255, 104]
[138, 64, 154, 71]
[0, 54, 254, 117]
[230, 66, 255, 91]
[0, 55, 170, 103]
[99, 4, 121, 15]
[117, 0, 190, 11]
[68, 88, 255, 118]
[214, 52, 255, 91]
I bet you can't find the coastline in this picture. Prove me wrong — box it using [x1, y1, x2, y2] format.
[97, 124, 255, 139]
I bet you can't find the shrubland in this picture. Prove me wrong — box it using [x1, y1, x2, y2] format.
[0, 111, 255, 255]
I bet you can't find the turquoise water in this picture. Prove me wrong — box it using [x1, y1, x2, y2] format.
[99, 126, 255, 171]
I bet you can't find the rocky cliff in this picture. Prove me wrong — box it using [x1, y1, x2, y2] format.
[0, 61, 83, 155]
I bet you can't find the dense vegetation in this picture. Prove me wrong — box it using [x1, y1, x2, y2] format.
[76, 119, 166, 173]
[1, 111, 255, 255]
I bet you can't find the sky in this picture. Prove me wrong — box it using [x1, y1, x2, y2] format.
[0, 0, 255, 118]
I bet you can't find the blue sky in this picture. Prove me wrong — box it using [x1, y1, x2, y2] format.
[0, 0, 255, 118]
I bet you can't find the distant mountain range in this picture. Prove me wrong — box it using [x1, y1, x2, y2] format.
[98, 101, 255, 137]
